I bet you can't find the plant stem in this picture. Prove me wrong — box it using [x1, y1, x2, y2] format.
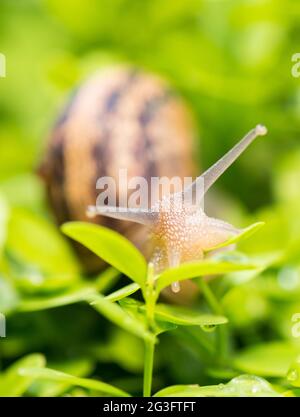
[142, 263, 158, 397]
[196, 277, 222, 314]
[144, 264, 157, 329]
[143, 339, 155, 397]
[196, 277, 228, 361]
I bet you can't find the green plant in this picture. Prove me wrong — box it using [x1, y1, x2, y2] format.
[2, 0, 300, 398]
[1, 186, 299, 396]
[51, 220, 264, 397]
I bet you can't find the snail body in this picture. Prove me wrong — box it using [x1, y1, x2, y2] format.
[39, 67, 196, 272]
[88, 124, 268, 291]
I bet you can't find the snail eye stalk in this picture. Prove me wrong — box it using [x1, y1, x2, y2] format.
[86, 206, 157, 226]
[184, 124, 268, 198]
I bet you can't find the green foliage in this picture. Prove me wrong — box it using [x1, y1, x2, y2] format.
[20, 367, 130, 397]
[0, 354, 46, 396]
[62, 222, 147, 287]
[105, 283, 140, 302]
[18, 287, 96, 312]
[204, 222, 265, 252]
[233, 342, 300, 377]
[156, 258, 257, 292]
[1, 0, 300, 398]
[88, 293, 155, 343]
[62, 220, 262, 396]
[154, 375, 281, 397]
[6, 209, 80, 293]
[154, 304, 228, 327]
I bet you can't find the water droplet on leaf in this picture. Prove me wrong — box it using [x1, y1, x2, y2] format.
[287, 369, 298, 382]
[201, 324, 216, 333]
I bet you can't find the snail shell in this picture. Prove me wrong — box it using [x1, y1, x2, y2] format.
[39, 67, 197, 273]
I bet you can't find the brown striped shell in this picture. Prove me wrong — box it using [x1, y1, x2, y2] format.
[39, 67, 197, 273]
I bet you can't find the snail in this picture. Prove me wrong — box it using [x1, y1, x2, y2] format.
[87, 124, 268, 292]
[39, 66, 196, 273]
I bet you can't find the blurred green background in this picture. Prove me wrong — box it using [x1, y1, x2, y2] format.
[1, 0, 300, 396]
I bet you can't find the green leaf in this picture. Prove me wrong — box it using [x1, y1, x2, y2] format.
[19, 367, 130, 397]
[0, 354, 46, 396]
[154, 375, 280, 397]
[154, 304, 228, 327]
[233, 342, 300, 377]
[18, 286, 96, 312]
[156, 259, 256, 292]
[88, 293, 155, 343]
[18, 270, 124, 312]
[7, 208, 80, 278]
[106, 283, 140, 302]
[154, 320, 178, 335]
[119, 298, 177, 335]
[62, 222, 147, 287]
[28, 358, 94, 397]
[204, 222, 265, 252]
[119, 298, 227, 333]
[222, 285, 269, 327]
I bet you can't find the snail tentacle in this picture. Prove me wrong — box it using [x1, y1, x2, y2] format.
[184, 124, 268, 199]
[86, 205, 157, 226]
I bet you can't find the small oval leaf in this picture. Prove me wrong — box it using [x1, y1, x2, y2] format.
[233, 342, 300, 377]
[204, 222, 265, 252]
[154, 304, 228, 327]
[62, 222, 147, 286]
[88, 293, 155, 343]
[154, 375, 280, 397]
[156, 259, 256, 292]
[19, 367, 130, 397]
[106, 283, 140, 302]
[0, 354, 46, 396]
[18, 287, 95, 312]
